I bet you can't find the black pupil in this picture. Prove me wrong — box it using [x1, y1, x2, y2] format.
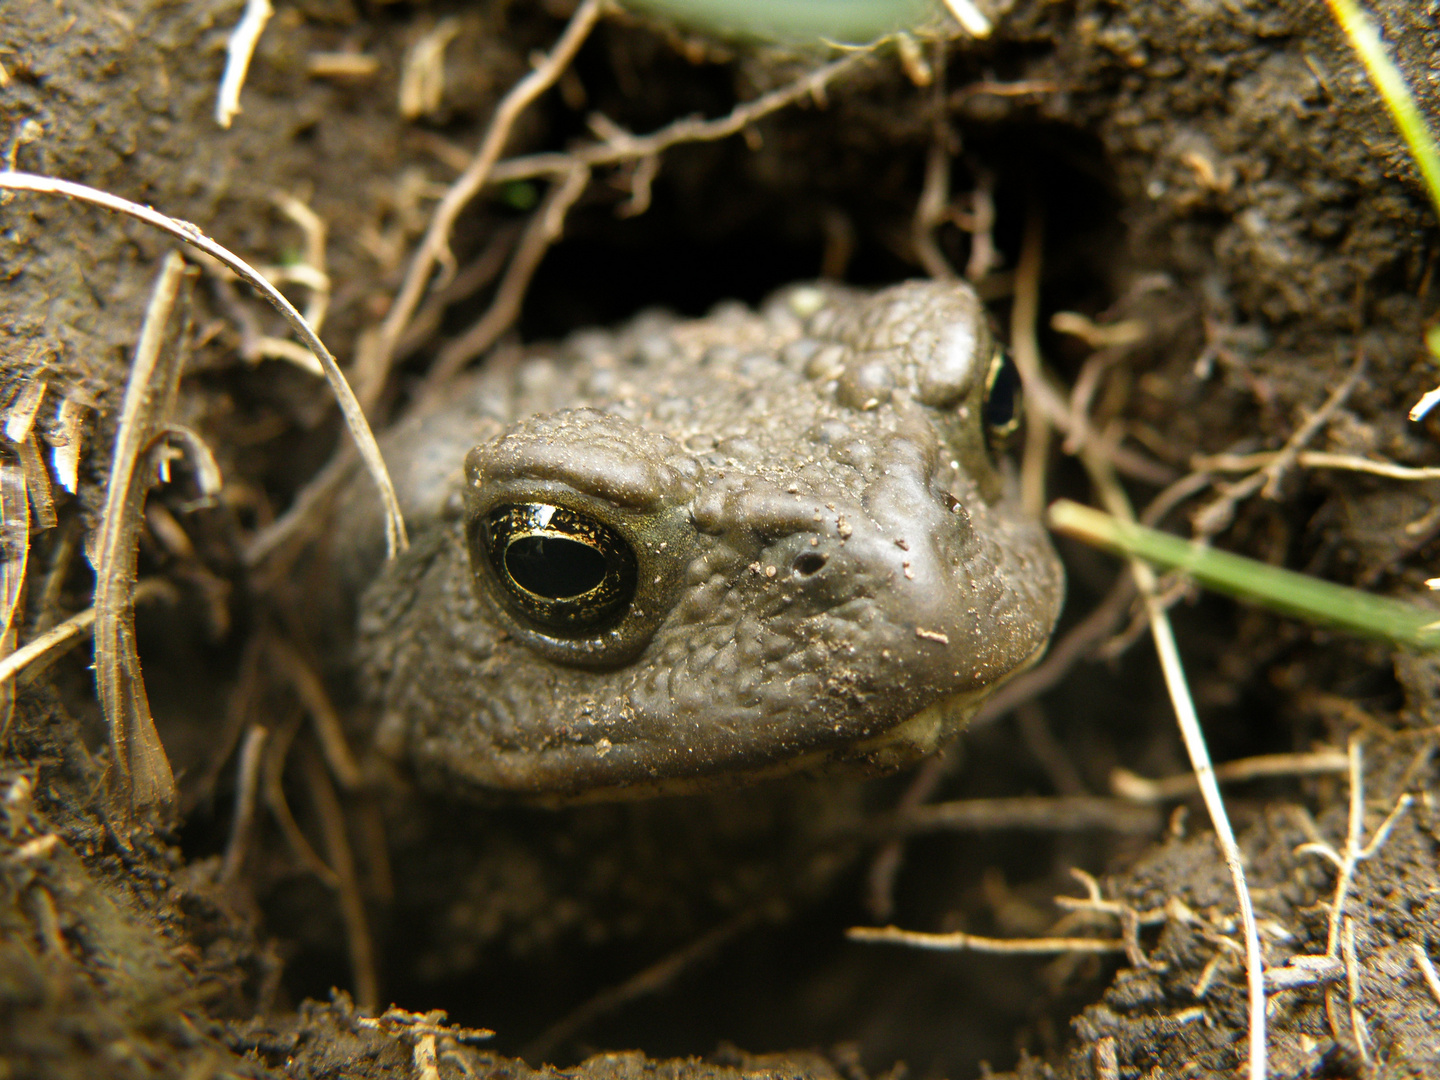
[984, 353, 1021, 431]
[505, 535, 607, 599]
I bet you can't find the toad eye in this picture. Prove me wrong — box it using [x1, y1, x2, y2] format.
[481, 503, 637, 634]
[982, 347, 1022, 449]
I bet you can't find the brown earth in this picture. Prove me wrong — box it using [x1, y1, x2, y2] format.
[2, 1, 1439, 1078]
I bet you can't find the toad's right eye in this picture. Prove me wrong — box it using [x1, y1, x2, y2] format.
[481, 503, 637, 635]
[982, 347, 1022, 450]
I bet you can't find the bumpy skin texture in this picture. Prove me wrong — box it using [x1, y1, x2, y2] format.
[353, 281, 1064, 802]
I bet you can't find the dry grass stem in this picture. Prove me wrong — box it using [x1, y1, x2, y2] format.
[1192, 948, 1228, 999]
[4, 376, 46, 442]
[262, 713, 340, 888]
[1051, 311, 1148, 350]
[1010, 199, 1266, 1072]
[153, 423, 223, 500]
[247, 192, 332, 373]
[1139, 468, 1222, 529]
[94, 251, 187, 816]
[367, 0, 607, 391]
[1059, 333, 1268, 1076]
[1263, 953, 1342, 992]
[1054, 869, 1164, 968]
[1017, 702, 1087, 795]
[308, 52, 381, 80]
[241, 450, 355, 568]
[391, 221, 522, 364]
[1010, 206, 1055, 518]
[219, 724, 269, 885]
[897, 794, 1160, 834]
[1411, 943, 1440, 1006]
[17, 433, 56, 530]
[866, 752, 952, 919]
[962, 172, 997, 283]
[269, 640, 364, 791]
[942, 0, 993, 37]
[216, 0, 273, 128]
[1007, 206, 1170, 502]
[1341, 916, 1369, 1060]
[0, 170, 407, 560]
[1110, 749, 1350, 803]
[982, 193, 1268, 1072]
[1115, 496, 1268, 1079]
[1195, 449, 1440, 483]
[300, 744, 378, 1014]
[912, 59, 959, 281]
[49, 396, 84, 495]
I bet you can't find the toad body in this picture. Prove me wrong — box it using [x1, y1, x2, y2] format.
[347, 280, 1064, 802]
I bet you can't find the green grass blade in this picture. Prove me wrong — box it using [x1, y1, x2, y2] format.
[1048, 500, 1440, 650]
[619, 0, 938, 42]
[1327, 0, 1440, 221]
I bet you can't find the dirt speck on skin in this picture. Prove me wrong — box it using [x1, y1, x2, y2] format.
[3, 0, 1440, 1078]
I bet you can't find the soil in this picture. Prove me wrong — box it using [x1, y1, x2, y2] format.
[3, 1, 1440, 1078]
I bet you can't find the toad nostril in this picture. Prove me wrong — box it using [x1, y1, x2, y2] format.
[793, 552, 828, 577]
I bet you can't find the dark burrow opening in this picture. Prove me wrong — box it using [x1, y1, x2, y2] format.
[165, 25, 1291, 1080]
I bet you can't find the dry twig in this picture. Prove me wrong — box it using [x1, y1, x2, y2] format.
[847, 924, 1127, 954]
[216, 0, 272, 128]
[0, 579, 171, 691]
[485, 53, 870, 190]
[364, 0, 607, 402]
[366, 32, 873, 406]
[1193, 351, 1363, 536]
[1293, 739, 1413, 958]
[895, 794, 1160, 835]
[1111, 749, 1350, 803]
[0, 171, 407, 560]
[424, 164, 590, 386]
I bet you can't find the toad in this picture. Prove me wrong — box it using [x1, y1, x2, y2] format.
[342, 280, 1064, 803]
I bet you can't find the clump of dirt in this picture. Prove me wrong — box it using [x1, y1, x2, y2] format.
[2, 1, 1439, 1078]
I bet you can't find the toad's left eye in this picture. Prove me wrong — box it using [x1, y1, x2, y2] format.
[982, 347, 1022, 448]
[481, 503, 637, 634]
